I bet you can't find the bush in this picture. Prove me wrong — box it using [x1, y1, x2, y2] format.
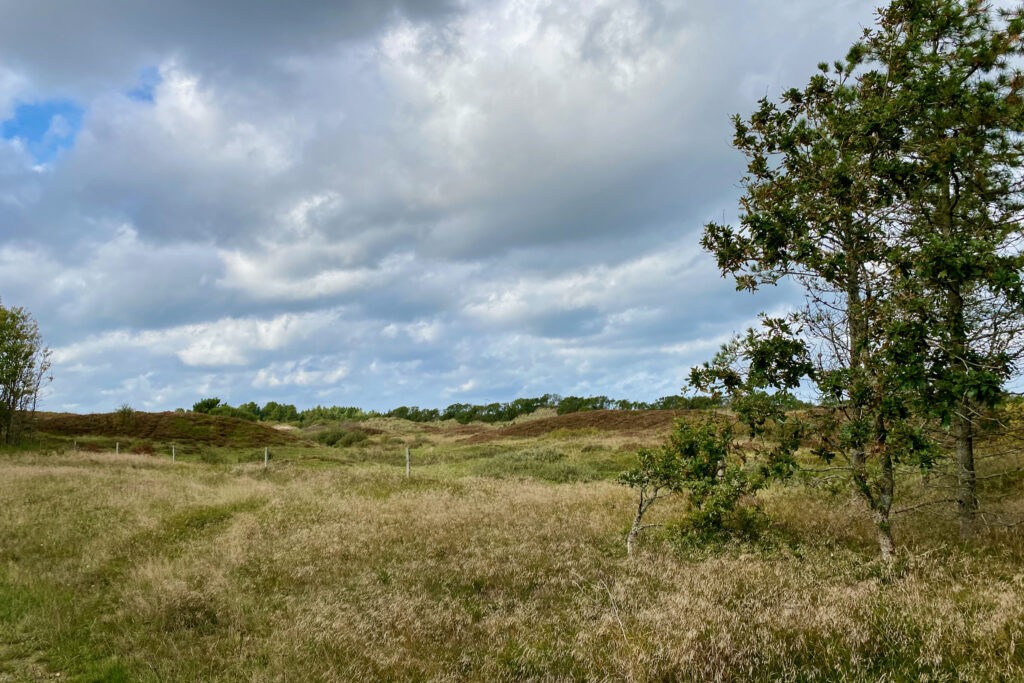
[115, 403, 136, 431]
[315, 429, 369, 448]
[209, 405, 258, 422]
[619, 418, 786, 554]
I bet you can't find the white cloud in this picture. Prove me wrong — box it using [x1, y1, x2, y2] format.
[0, 65, 29, 120]
[52, 309, 340, 368]
[252, 357, 350, 388]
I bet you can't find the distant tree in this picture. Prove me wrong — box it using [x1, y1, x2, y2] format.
[210, 404, 258, 421]
[261, 401, 299, 423]
[0, 302, 51, 444]
[299, 405, 369, 423]
[442, 403, 475, 423]
[115, 403, 136, 431]
[237, 401, 261, 420]
[387, 406, 441, 422]
[556, 395, 612, 415]
[192, 397, 221, 414]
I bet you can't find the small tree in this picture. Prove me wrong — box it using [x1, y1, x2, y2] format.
[620, 439, 688, 557]
[0, 302, 51, 444]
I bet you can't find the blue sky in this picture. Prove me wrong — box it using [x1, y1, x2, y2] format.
[1, 99, 83, 164]
[0, 0, 883, 413]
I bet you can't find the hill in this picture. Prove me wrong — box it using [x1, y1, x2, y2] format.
[35, 411, 306, 449]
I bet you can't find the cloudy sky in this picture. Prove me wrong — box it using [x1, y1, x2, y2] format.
[0, 0, 880, 413]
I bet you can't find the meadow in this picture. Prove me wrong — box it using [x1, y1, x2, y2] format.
[1, 410, 1023, 681]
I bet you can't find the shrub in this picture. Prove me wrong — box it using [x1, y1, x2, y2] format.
[315, 429, 369, 448]
[115, 403, 136, 431]
[620, 418, 785, 554]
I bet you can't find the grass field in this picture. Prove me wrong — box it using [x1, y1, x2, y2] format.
[1, 411, 1023, 681]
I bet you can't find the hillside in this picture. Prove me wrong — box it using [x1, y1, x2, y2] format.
[35, 411, 307, 449]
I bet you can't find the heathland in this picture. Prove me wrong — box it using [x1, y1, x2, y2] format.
[1, 407, 1022, 682]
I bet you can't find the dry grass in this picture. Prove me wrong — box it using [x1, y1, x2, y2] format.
[1, 431, 1023, 681]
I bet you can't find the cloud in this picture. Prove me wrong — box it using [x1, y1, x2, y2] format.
[0, 0, 881, 412]
[252, 357, 350, 388]
[52, 308, 341, 368]
[0, 0, 460, 95]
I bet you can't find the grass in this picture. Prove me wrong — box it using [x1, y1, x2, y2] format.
[0, 415, 1022, 681]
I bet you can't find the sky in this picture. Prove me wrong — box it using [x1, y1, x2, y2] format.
[0, 0, 882, 414]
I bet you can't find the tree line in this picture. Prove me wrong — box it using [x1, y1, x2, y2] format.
[188, 393, 725, 425]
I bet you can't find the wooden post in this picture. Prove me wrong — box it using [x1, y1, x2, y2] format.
[116, 442, 119, 455]
[264, 446, 269, 468]
[405, 446, 410, 477]
[73, 439, 77, 452]
[172, 445, 176, 463]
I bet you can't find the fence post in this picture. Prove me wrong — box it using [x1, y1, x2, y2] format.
[264, 446, 269, 468]
[172, 445, 176, 463]
[405, 446, 410, 477]
[116, 442, 119, 455]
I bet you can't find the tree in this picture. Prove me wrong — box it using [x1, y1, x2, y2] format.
[621, 324, 804, 556]
[702, 0, 1024, 554]
[0, 302, 51, 444]
[261, 401, 299, 423]
[702, 36, 910, 560]
[861, 0, 1024, 538]
[192, 397, 222, 414]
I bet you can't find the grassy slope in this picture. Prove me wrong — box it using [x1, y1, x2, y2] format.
[1, 412, 1023, 681]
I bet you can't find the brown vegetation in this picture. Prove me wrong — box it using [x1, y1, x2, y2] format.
[36, 410, 307, 448]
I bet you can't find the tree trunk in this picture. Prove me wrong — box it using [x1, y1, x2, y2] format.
[845, 258, 897, 561]
[874, 510, 896, 564]
[626, 521, 640, 558]
[875, 428, 896, 563]
[954, 408, 978, 539]
[626, 493, 654, 558]
[946, 288, 978, 540]
[938, 178, 979, 541]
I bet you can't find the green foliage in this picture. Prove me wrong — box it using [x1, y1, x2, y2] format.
[236, 401, 261, 421]
[556, 396, 613, 415]
[209, 404, 258, 422]
[620, 417, 789, 551]
[191, 397, 221, 414]
[388, 405, 442, 422]
[300, 405, 371, 423]
[557, 394, 722, 415]
[114, 404, 136, 431]
[182, 395, 724, 429]
[663, 420, 758, 536]
[315, 429, 369, 448]
[698, 0, 1024, 552]
[442, 395, 561, 423]
[0, 301, 51, 445]
[260, 401, 299, 423]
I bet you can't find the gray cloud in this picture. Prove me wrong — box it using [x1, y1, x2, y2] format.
[0, 0, 881, 412]
[0, 0, 459, 94]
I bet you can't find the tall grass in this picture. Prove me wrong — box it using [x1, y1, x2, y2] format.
[0, 447, 1021, 681]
